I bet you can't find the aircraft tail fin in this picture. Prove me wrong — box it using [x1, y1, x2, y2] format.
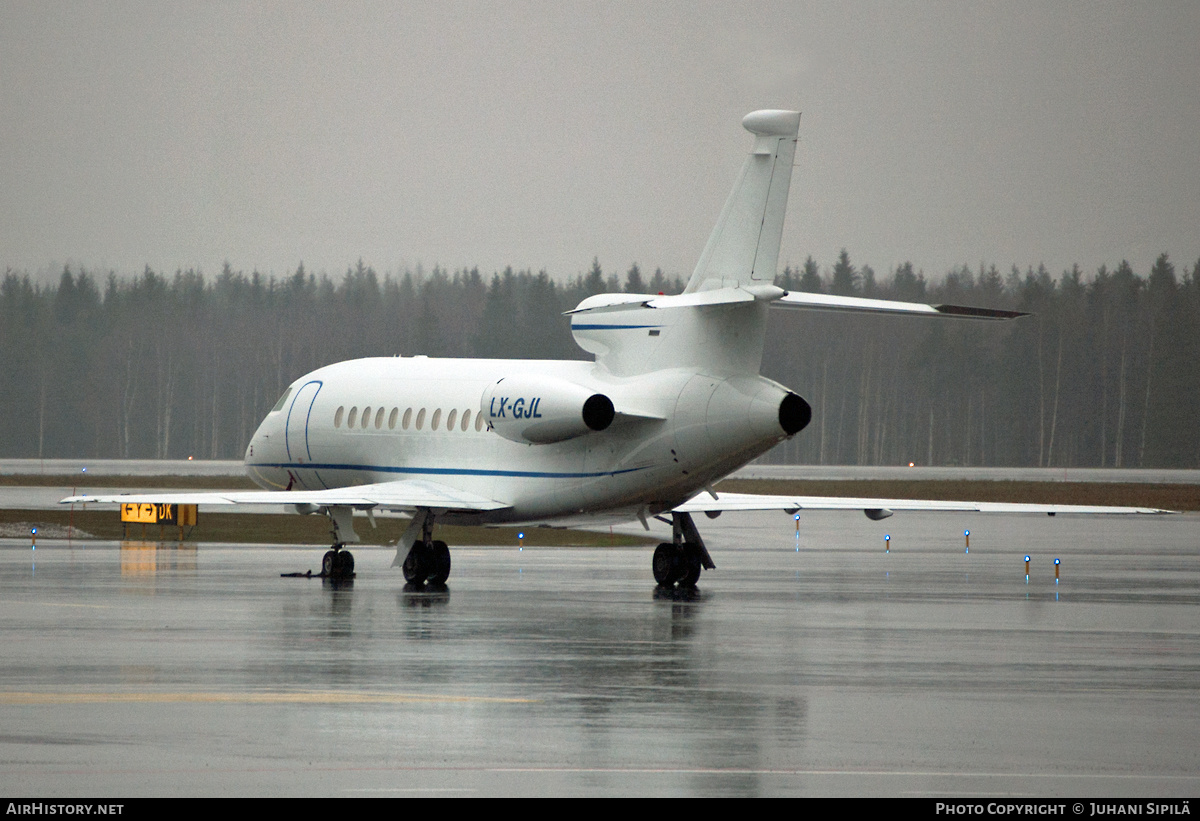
[685, 110, 800, 294]
[568, 110, 798, 377]
[567, 109, 1029, 378]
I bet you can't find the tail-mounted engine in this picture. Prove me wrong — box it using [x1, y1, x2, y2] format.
[482, 375, 615, 445]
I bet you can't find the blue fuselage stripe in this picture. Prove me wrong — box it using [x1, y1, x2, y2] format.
[570, 323, 662, 330]
[248, 462, 650, 480]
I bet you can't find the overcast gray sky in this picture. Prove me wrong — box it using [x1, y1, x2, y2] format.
[3, 1, 1197, 287]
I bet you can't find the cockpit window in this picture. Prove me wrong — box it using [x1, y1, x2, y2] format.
[271, 387, 292, 413]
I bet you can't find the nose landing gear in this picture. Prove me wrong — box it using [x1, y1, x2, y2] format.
[319, 505, 360, 579]
[321, 546, 356, 578]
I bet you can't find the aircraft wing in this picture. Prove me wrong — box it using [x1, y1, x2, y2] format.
[60, 479, 510, 513]
[673, 491, 1171, 516]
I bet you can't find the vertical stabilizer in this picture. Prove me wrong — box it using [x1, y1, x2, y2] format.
[684, 110, 799, 294]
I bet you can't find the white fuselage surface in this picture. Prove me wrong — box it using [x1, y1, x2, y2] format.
[244, 349, 799, 527]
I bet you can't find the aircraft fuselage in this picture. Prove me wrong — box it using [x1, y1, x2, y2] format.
[244, 355, 799, 527]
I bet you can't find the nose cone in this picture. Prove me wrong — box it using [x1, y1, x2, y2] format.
[245, 415, 272, 463]
[244, 416, 287, 489]
[245, 427, 265, 470]
[247, 408, 287, 462]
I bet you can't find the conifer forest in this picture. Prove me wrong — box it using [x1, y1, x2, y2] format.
[3, 251, 1197, 468]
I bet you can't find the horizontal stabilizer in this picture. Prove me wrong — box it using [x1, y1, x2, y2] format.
[644, 289, 754, 309]
[774, 291, 1028, 320]
[563, 293, 648, 315]
[568, 289, 1027, 320]
[930, 303, 1030, 319]
[643, 284, 784, 309]
[565, 285, 782, 316]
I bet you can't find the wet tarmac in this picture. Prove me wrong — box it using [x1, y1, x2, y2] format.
[1, 511, 1198, 797]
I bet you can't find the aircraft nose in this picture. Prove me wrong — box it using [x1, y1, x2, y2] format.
[245, 416, 276, 463]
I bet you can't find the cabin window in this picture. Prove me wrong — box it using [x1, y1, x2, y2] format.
[373, 407, 383, 429]
[461, 408, 471, 431]
[348, 407, 358, 428]
[431, 409, 442, 430]
[271, 387, 292, 413]
[334, 406, 344, 428]
[416, 408, 426, 430]
[475, 411, 485, 432]
[361, 406, 371, 429]
[402, 408, 412, 430]
[446, 409, 457, 431]
[388, 408, 398, 430]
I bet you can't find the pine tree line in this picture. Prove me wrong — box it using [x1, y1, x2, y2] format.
[3, 252, 1197, 467]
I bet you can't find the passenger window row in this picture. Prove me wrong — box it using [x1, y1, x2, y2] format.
[332, 404, 486, 433]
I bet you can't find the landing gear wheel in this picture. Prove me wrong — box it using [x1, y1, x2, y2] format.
[402, 541, 428, 584]
[678, 545, 703, 588]
[653, 542, 679, 586]
[652, 542, 703, 588]
[427, 540, 451, 585]
[322, 548, 354, 578]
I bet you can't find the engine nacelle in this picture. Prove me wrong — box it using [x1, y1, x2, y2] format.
[482, 375, 615, 444]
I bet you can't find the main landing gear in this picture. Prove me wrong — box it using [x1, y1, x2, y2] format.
[402, 539, 451, 586]
[394, 509, 452, 586]
[653, 541, 703, 587]
[652, 511, 716, 589]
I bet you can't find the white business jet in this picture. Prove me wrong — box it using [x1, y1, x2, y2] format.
[63, 110, 1165, 585]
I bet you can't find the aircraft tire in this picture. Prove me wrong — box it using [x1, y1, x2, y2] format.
[322, 550, 337, 576]
[402, 543, 428, 584]
[428, 541, 451, 585]
[652, 542, 679, 586]
[678, 544, 703, 588]
[337, 550, 355, 576]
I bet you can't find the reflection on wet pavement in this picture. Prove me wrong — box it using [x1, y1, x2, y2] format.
[1, 511, 1198, 796]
